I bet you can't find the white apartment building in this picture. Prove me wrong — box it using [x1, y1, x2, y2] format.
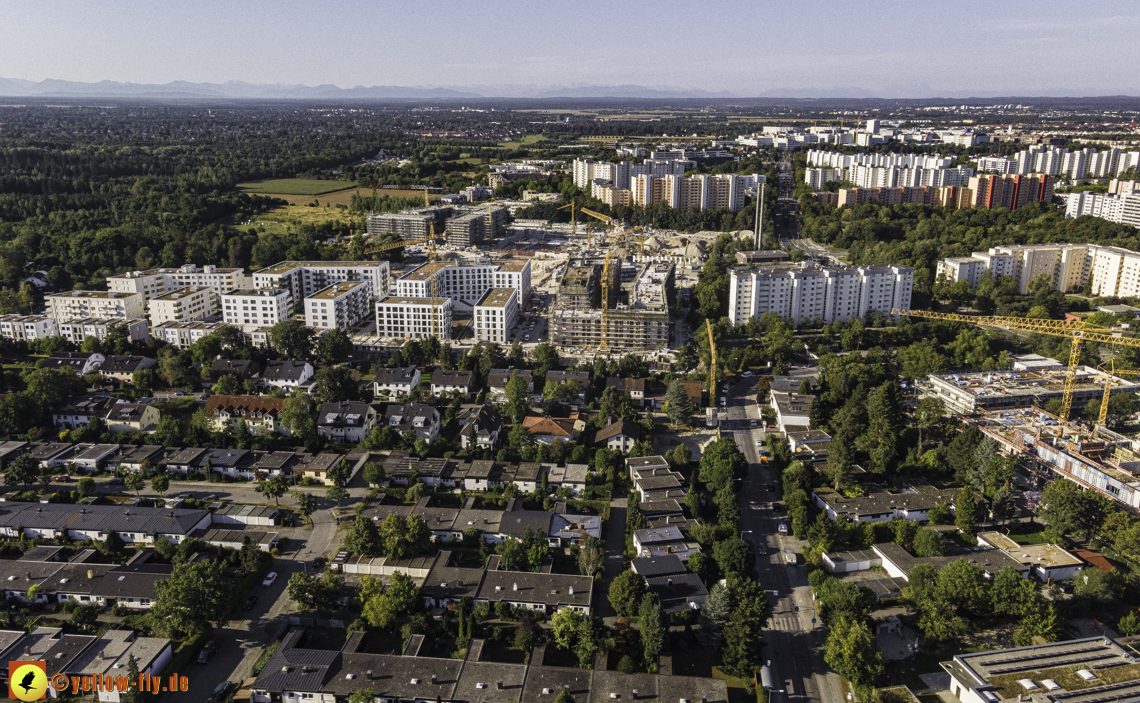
[396, 258, 531, 311]
[107, 264, 248, 301]
[304, 281, 373, 332]
[572, 158, 688, 190]
[1065, 190, 1140, 229]
[0, 315, 58, 342]
[936, 257, 990, 289]
[805, 168, 841, 190]
[150, 320, 230, 348]
[375, 296, 453, 339]
[473, 288, 519, 343]
[936, 243, 1140, 297]
[728, 263, 914, 327]
[57, 318, 149, 345]
[221, 288, 292, 333]
[47, 291, 145, 323]
[253, 261, 391, 307]
[629, 173, 748, 211]
[147, 286, 217, 327]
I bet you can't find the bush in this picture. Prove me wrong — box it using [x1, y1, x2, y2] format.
[617, 654, 638, 674]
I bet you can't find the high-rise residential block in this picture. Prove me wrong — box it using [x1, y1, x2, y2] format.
[253, 261, 391, 308]
[148, 286, 217, 327]
[473, 288, 519, 343]
[304, 281, 373, 332]
[221, 288, 292, 333]
[728, 263, 913, 327]
[374, 296, 453, 339]
[106, 264, 248, 301]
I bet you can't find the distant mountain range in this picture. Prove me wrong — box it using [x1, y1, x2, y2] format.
[0, 77, 736, 100]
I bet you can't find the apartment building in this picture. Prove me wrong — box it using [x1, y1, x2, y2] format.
[57, 318, 149, 345]
[1065, 190, 1140, 229]
[805, 168, 841, 190]
[396, 259, 531, 311]
[374, 296, 453, 339]
[0, 315, 58, 342]
[728, 262, 914, 326]
[253, 261, 391, 307]
[221, 288, 292, 333]
[968, 174, 1054, 210]
[106, 264, 247, 301]
[149, 320, 230, 348]
[204, 395, 287, 436]
[365, 207, 450, 240]
[936, 243, 1140, 296]
[630, 174, 748, 211]
[473, 288, 519, 343]
[304, 281, 372, 332]
[46, 291, 145, 323]
[147, 286, 216, 326]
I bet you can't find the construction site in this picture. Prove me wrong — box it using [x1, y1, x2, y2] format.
[970, 405, 1140, 514]
[366, 205, 508, 246]
[549, 261, 675, 351]
[920, 365, 1140, 415]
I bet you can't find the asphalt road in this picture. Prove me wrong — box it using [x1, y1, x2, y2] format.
[724, 376, 842, 703]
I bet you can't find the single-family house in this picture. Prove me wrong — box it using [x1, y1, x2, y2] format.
[204, 395, 287, 436]
[317, 401, 377, 444]
[456, 404, 504, 450]
[262, 360, 314, 389]
[522, 414, 583, 444]
[374, 366, 421, 399]
[52, 395, 118, 430]
[381, 403, 441, 443]
[593, 418, 641, 452]
[96, 355, 156, 383]
[104, 402, 161, 433]
[431, 369, 474, 398]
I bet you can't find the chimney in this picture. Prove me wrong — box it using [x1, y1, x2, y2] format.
[366, 671, 373, 680]
[569, 586, 574, 595]
[23, 647, 31, 657]
[432, 675, 438, 685]
[98, 649, 106, 660]
[667, 578, 673, 587]
[497, 681, 504, 690]
[513, 582, 518, 591]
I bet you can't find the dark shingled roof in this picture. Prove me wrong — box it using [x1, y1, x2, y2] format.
[631, 555, 688, 578]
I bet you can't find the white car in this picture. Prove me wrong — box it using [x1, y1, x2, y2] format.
[741, 371, 752, 377]
[262, 572, 278, 587]
[756, 439, 764, 446]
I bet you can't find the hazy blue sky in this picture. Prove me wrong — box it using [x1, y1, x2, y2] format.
[3, 0, 1138, 96]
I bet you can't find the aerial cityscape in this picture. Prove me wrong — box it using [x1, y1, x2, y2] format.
[3, 3, 1140, 703]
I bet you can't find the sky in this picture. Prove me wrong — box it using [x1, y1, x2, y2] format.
[2, 0, 1138, 97]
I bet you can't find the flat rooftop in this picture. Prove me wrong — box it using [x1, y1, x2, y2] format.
[496, 259, 529, 272]
[928, 366, 1138, 399]
[944, 637, 1140, 703]
[49, 290, 137, 300]
[377, 296, 450, 306]
[309, 281, 367, 300]
[151, 286, 211, 301]
[224, 288, 287, 297]
[476, 288, 516, 308]
[399, 262, 456, 282]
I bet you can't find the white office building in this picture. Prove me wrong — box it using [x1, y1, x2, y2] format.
[147, 286, 217, 327]
[304, 281, 373, 332]
[47, 291, 146, 323]
[374, 296, 453, 339]
[473, 288, 519, 343]
[107, 264, 248, 301]
[728, 262, 914, 327]
[253, 261, 391, 307]
[221, 288, 292, 333]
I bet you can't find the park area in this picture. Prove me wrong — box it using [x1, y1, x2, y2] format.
[236, 178, 358, 196]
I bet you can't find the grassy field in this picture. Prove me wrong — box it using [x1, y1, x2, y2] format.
[236, 178, 357, 195]
[230, 204, 359, 233]
[250, 187, 446, 208]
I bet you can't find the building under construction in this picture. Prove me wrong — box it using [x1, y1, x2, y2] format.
[920, 365, 1139, 415]
[445, 206, 510, 247]
[550, 262, 675, 351]
[367, 205, 508, 245]
[971, 405, 1140, 515]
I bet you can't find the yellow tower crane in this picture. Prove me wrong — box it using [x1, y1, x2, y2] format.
[1095, 360, 1140, 428]
[556, 201, 578, 236]
[706, 318, 717, 406]
[893, 308, 1140, 422]
[598, 247, 614, 352]
[580, 207, 616, 249]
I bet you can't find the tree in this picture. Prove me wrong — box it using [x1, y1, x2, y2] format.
[712, 537, 753, 578]
[721, 578, 771, 678]
[607, 569, 646, 618]
[77, 476, 96, 497]
[71, 603, 100, 632]
[363, 461, 386, 487]
[345, 514, 382, 556]
[1015, 601, 1061, 646]
[124, 472, 145, 498]
[213, 373, 241, 395]
[824, 615, 884, 687]
[914, 396, 945, 453]
[639, 593, 664, 668]
[577, 537, 605, 577]
[551, 607, 584, 649]
[991, 566, 1036, 618]
[697, 581, 731, 648]
[327, 484, 349, 507]
[955, 485, 980, 534]
[990, 482, 1017, 525]
[865, 381, 904, 474]
[239, 536, 263, 574]
[362, 571, 418, 628]
[1041, 480, 1108, 541]
[316, 366, 357, 403]
[927, 502, 953, 525]
[281, 390, 319, 445]
[664, 380, 694, 426]
[699, 437, 746, 493]
[1119, 612, 1140, 637]
[315, 329, 353, 364]
[937, 558, 991, 617]
[269, 319, 315, 360]
[120, 654, 143, 703]
[151, 560, 235, 638]
[4, 454, 37, 489]
[555, 690, 575, 703]
[292, 491, 318, 520]
[912, 528, 945, 557]
[262, 475, 289, 505]
[379, 513, 409, 559]
[151, 473, 170, 497]
[505, 371, 531, 424]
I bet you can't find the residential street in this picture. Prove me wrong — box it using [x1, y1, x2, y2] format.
[725, 375, 842, 703]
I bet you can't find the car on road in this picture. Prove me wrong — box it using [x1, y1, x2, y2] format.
[243, 595, 258, 611]
[53, 475, 70, 483]
[777, 522, 789, 536]
[198, 640, 217, 664]
[755, 439, 764, 446]
[785, 550, 797, 565]
[742, 371, 752, 377]
[262, 572, 278, 587]
[208, 681, 233, 702]
[750, 419, 758, 427]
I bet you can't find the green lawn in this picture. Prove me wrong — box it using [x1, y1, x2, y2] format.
[236, 178, 357, 195]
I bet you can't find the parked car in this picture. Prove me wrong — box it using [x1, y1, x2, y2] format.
[53, 475, 70, 483]
[755, 439, 764, 446]
[208, 681, 233, 702]
[262, 572, 278, 587]
[198, 640, 217, 665]
[243, 595, 258, 611]
[777, 522, 789, 536]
